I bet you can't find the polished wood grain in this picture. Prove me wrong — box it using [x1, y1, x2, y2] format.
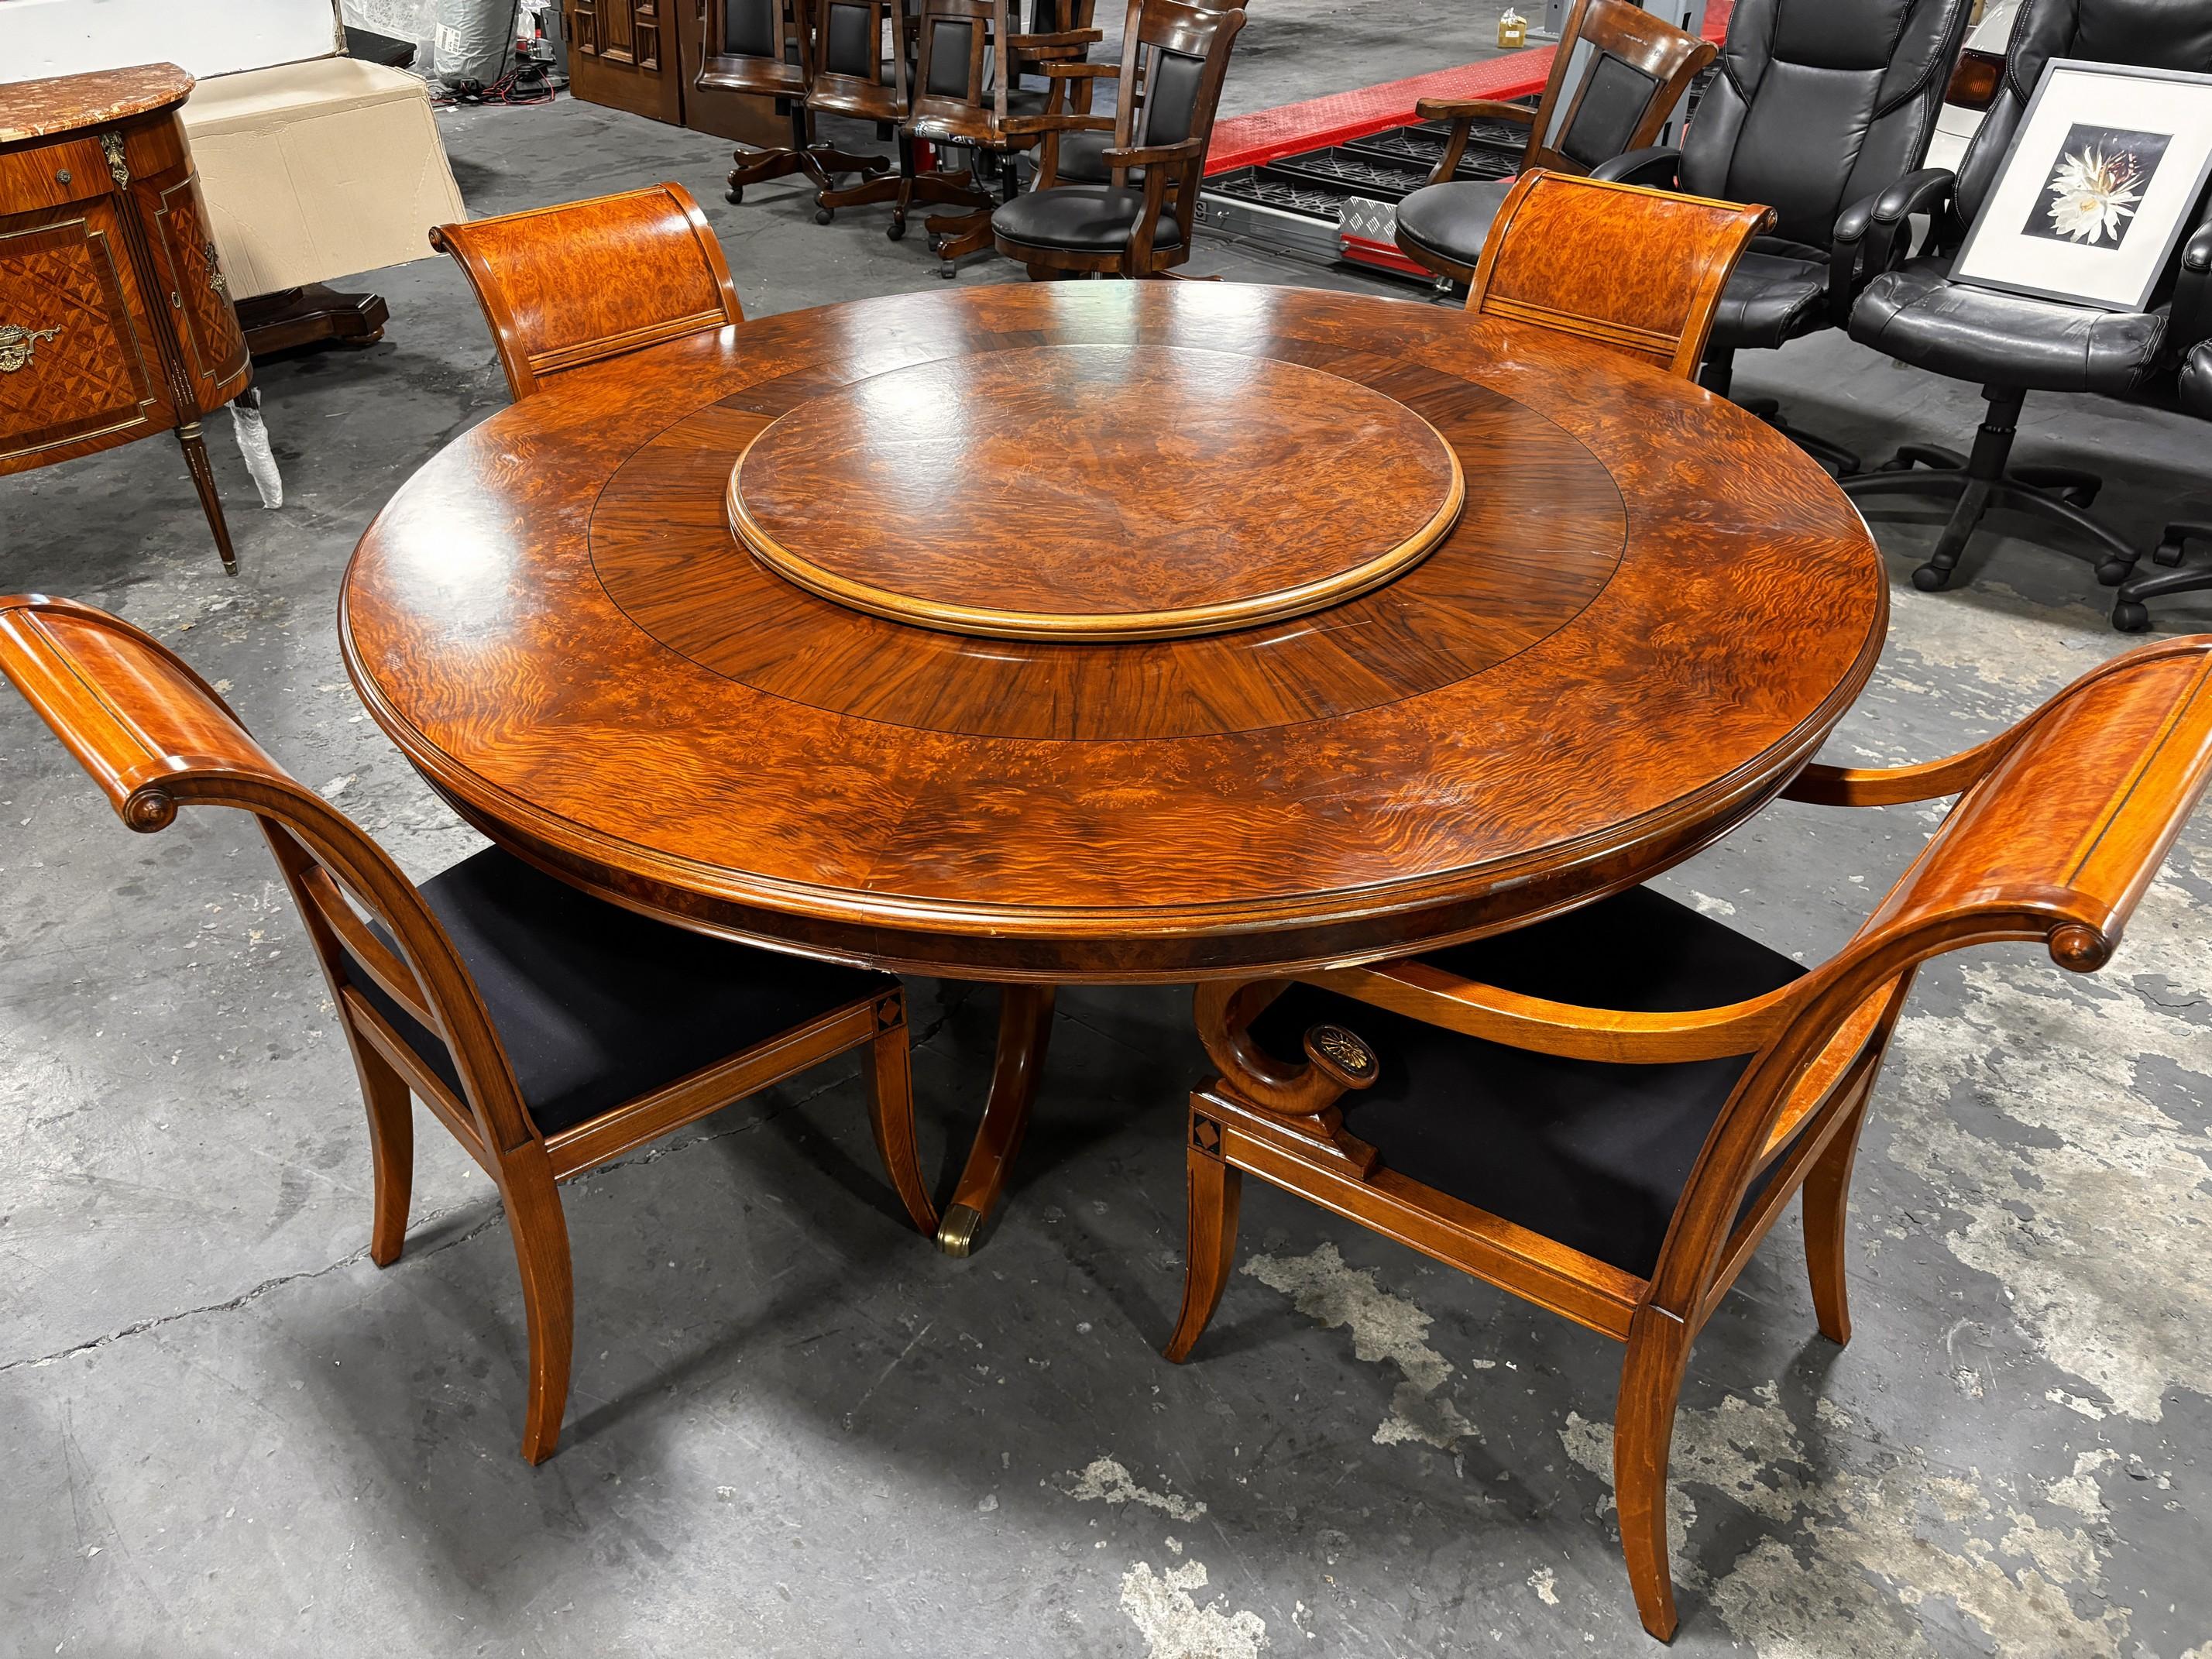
[1401, 0, 1716, 286]
[343, 280, 1884, 983]
[1, 66, 251, 572]
[1170, 635, 2212, 1639]
[0, 592, 936, 1465]
[429, 183, 744, 400]
[725, 342, 1464, 640]
[1468, 170, 1774, 379]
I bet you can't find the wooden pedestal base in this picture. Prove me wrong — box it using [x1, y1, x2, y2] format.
[237, 285, 390, 356]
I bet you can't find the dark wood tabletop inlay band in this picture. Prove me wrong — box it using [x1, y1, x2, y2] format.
[725, 343, 1465, 641]
[343, 282, 1887, 981]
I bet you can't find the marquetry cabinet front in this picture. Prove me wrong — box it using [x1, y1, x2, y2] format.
[0, 64, 252, 571]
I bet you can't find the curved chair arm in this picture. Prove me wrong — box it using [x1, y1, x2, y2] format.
[1829, 166, 1956, 321]
[1037, 60, 1118, 78]
[1002, 110, 1114, 135]
[1010, 26, 1102, 46]
[2169, 218, 2212, 354]
[1103, 136, 1204, 170]
[1307, 957, 1795, 1064]
[1589, 146, 1681, 188]
[1414, 95, 1536, 124]
[1413, 97, 1534, 187]
[1782, 736, 2018, 807]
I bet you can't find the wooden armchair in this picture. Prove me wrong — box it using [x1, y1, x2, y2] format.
[902, 0, 1104, 272]
[1396, 0, 1715, 285]
[1468, 170, 1774, 379]
[807, 0, 919, 223]
[0, 595, 936, 1465]
[1168, 637, 2212, 1640]
[991, 0, 1246, 280]
[702, 0, 892, 203]
[429, 184, 744, 400]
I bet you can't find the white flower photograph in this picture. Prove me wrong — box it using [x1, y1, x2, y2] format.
[2025, 122, 2172, 249]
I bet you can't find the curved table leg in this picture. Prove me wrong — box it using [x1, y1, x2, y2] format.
[936, 984, 1056, 1257]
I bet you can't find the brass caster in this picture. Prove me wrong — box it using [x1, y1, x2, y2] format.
[936, 1202, 984, 1257]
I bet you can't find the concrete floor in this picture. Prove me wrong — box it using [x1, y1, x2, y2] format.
[5, 11, 2212, 1655]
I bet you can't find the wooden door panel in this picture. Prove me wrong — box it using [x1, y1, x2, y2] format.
[568, 0, 688, 122]
[0, 204, 171, 471]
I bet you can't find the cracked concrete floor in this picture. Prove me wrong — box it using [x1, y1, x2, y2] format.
[5, 22, 2212, 1658]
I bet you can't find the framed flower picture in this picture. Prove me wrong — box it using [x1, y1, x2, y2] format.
[1952, 59, 2212, 313]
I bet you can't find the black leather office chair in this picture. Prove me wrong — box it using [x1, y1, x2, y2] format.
[1594, 0, 1974, 476]
[1836, 0, 2212, 603]
[2113, 225, 2212, 628]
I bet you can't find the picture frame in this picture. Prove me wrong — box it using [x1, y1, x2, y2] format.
[1952, 58, 2212, 314]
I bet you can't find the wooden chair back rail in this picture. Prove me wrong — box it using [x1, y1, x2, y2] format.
[1466, 171, 1774, 378]
[428, 183, 744, 400]
[699, 0, 816, 93]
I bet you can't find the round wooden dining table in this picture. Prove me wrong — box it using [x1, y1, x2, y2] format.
[342, 280, 1887, 1255]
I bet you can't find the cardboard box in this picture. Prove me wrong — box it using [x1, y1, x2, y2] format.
[180, 56, 466, 300]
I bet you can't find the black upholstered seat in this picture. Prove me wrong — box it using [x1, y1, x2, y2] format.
[1248, 886, 1806, 1279]
[1393, 179, 1511, 277]
[356, 847, 895, 1139]
[2188, 343, 2212, 417]
[1851, 262, 2169, 397]
[1711, 241, 1831, 350]
[992, 181, 1185, 251]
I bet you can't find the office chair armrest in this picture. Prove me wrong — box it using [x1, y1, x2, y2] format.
[2169, 218, 2212, 351]
[1036, 60, 1118, 78]
[1829, 167, 1957, 325]
[1589, 146, 1681, 188]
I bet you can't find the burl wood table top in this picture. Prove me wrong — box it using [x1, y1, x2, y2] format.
[342, 282, 1887, 982]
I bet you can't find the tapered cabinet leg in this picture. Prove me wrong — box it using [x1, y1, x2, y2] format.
[1803, 1094, 1870, 1347]
[175, 421, 239, 575]
[936, 983, 1056, 1257]
[352, 1039, 414, 1267]
[1616, 1307, 1692, 1642]
[1164, 1115, 1242, 1362]
[862, 998, 939, 1235]
[503, 1149, 575, 1465]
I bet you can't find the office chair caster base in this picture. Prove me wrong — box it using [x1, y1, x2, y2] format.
[726, 185, 745, 204]
[2112, 599, 2152, 632]
[815, 206, 835, 225]
[1911, 562, 1954, 592]
[888, 217, 908, 241]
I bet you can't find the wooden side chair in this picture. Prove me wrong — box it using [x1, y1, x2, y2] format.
[1166, 636, 2212, 1640]
[1468, 170, 1773, 380]
[0, 595, 937, 1465]
[701, 0, 891, 203]
[991, 0, 1246, 280]
[1395, 0, 1716, 286]
[429, 183, 744, 400]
